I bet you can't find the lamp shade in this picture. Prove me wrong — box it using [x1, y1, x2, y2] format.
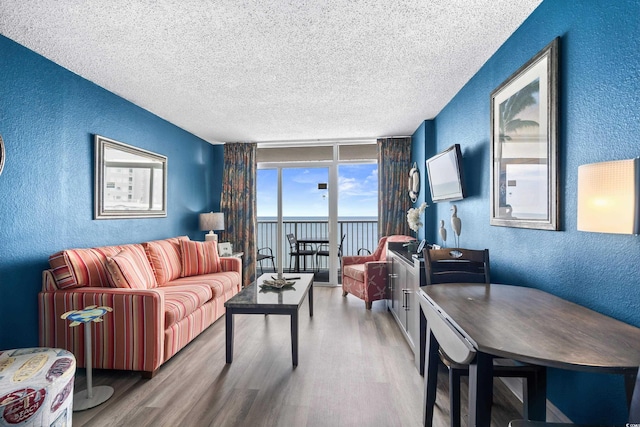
[199, 212, 225, 231]
[577, 158, 639, 234]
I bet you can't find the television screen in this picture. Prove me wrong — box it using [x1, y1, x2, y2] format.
[426, 144, 466, 202]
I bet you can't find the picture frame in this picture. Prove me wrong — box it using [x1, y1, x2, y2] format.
[94, 135, 167, 219]
[490, 38, 559, 230]
[218, 242, 233, 257]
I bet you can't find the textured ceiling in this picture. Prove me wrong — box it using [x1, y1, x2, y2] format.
[0, 0, 542, 144]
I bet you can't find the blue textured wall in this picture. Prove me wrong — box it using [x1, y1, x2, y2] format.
[412, 0, 640, 422]
[410, 120, 434, 243]
[0, 35, 223, 350]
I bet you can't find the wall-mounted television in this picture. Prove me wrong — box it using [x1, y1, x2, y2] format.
[425, 144, 466, 202]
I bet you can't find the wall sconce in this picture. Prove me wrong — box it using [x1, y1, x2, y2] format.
[577, 158, 639, 234]
[199, 212, 225, 242]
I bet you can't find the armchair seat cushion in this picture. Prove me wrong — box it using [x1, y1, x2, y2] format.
[162, 284, 213, 327]
[343, 264, 366, 282]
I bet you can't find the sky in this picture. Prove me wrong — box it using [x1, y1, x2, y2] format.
[257, 164, 378, 218]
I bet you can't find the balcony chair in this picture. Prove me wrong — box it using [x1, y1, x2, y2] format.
[286, 233, 316, 273]
[423, 247, 546, 427]
[341, 235, 415, 309]
[256, 246, 276, 275]
[509, 369, 640, 427]
[315, 234, 346, 272]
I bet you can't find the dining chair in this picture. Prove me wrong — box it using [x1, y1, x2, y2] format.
[256, 246, 276, 275]
[315, 234, 346, 272]
[423, 247, 546, 427]
[286, 233, 316, 272]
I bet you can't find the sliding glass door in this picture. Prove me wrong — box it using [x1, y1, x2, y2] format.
[256, 142, 378, 285]
[257, 166, 332, 283]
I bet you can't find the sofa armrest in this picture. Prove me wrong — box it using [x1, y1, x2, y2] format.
[219, 256, 241, 275]
[39, 287, 164, 374]
[363, 261, 389, 277]
[363, 261, 390, 300]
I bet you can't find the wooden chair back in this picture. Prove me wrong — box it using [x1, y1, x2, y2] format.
[422, 248, 490, 285]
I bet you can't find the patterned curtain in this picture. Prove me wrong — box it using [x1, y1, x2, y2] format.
[220, 142, 257, 287]
[378, 137, 412, 237]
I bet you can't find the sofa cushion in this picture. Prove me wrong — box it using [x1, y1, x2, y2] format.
[162, 284, 213, 327]
[143, 236, 188, 285]
[343, 264, 366, 282]
[179, 240, 221, 277]
[106, 248, 158, 289]
[165, 271, 240, 300]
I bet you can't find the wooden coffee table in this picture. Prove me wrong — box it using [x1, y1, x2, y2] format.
[224, 273, 314, 366]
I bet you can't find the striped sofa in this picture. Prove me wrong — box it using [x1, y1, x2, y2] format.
[38, 236, 241, 378]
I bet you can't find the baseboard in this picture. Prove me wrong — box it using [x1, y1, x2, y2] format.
[500, 377, 571, 423]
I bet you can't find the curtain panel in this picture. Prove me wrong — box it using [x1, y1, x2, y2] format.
[220, 142, 257, 287]
[377, 137, 412, 238]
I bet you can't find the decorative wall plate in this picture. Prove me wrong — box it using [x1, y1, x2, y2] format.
[0, 135, 5, 176]
[408, 161, 419, 202]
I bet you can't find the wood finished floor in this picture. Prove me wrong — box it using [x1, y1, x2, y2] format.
[72, 286, 523, 427]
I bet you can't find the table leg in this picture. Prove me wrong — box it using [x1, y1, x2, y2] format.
[468, 352, 493, 427]
[226, 309, 234, 363]
[423, 328, 439, 427]
[309, 282, 314, 317]
[419, 308, 426, 376]
[524, 365, 547, 421]
[291, 310, 299, 366]
[73, 322, 114, 411]
[626, 368, 640, 423]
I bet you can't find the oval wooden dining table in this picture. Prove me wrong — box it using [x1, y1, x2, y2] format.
[418, 283, 640, 427]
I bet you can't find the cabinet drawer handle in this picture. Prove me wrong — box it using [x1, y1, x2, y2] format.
[402, 289, 410, 309]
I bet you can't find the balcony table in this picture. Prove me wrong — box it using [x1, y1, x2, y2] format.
[294, 237, 328, 272]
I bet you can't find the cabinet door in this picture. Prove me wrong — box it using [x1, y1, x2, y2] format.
[405, 266, 418, 348]
[396, 257, 409, 330]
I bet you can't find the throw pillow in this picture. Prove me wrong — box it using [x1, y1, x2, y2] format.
[106, 248, 158, 289]
[143, 236, 188, 285]
[180, 239, 221, 277]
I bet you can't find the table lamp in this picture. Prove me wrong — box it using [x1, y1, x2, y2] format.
[200, 212, 225, 242]
[577, 158, 639, 234]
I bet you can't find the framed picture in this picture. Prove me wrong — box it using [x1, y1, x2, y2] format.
[218, 242, 233, 257]
[490, 38, 559, 230]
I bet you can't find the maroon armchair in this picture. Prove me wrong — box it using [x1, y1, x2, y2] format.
[341, 235, 415, 309]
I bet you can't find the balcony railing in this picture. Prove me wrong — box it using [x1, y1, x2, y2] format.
[256, 219, 378, 272]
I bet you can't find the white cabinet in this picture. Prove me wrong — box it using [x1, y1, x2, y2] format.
[387, 244, 425, 373]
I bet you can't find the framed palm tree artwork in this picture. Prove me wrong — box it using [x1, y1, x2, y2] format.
[490, 37, 559, 230]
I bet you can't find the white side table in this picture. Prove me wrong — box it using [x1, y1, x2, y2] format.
[61, 305, 114, 411]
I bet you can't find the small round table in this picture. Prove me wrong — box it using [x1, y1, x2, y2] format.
[61, 305, 114, 411]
